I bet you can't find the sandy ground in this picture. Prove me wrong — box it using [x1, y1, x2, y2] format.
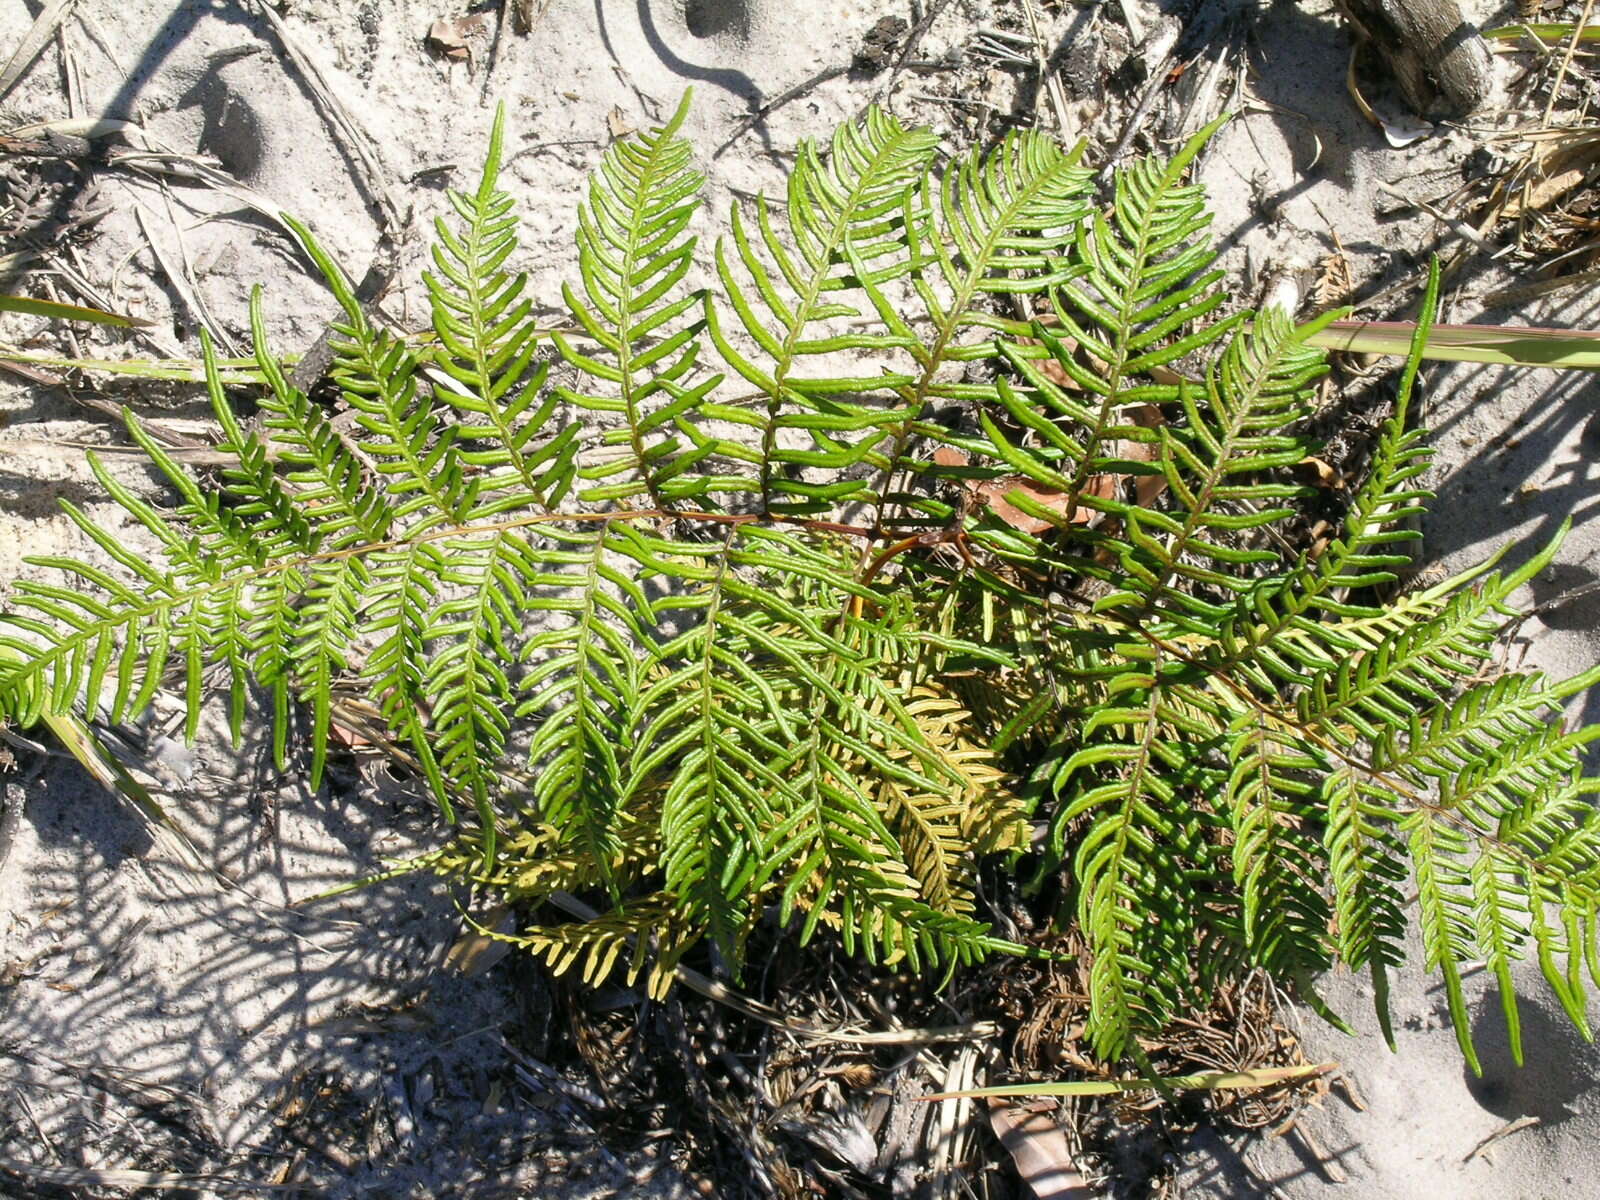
[1, 0, 1599, 1196]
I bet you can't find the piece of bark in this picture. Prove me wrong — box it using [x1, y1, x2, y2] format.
[1338, 0, 1492, 117]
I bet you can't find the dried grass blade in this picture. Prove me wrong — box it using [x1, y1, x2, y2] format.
[247, 0, 405, 231]
[0, 0, 78, 105]
[1483, 22, 1600, 43]
[1308, 319, 1600, 370]
[134, 204, 236, 351]
[922, 1062, 1334, 1100]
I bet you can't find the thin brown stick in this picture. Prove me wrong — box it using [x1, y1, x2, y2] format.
[877, 0, 960, 105]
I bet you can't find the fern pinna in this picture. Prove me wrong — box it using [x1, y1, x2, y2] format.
[3, 92, 1599, 1070]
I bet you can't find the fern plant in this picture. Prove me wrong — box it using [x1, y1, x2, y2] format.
[4, 92, 1600, 1072]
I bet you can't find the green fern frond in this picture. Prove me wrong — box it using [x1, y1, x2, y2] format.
[289, 216, 471, 526]
[1224, 714, 1334, 980]
[1046, 115, 1232, 466]
[248, 291, 392, 547]
[1218, 264, 1441, 671]
[294, 555, 366, 790]
[632, 528, 791, 962]
[1123, 308, 1327, 624]
[864, 127, 1091, 527]
[1406, 805, 1479, 1064]
[1297, 537, 1558, 748]
[363, 540, 448, 803]
[555, 91, 725, 508]
[707, 106, 939, 513]
[1321, 767, 1408, 1036]
[517, 522, 657, 891]
[423, 105, 573, 511]
[1050, 673, 1227, 1057]
[433, 792, 664, 901]
[420, 529, 540, 860]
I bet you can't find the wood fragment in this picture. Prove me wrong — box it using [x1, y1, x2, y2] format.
[71, 8, 125, 77]
[137, 196, 244, 356]
[1336, 0, 1493, 116]
[1376, 180, 1492, 248]
[926, 1045, 978, 1190]
[606, 105, 635, 140]
[499, 1037, 607, 1109]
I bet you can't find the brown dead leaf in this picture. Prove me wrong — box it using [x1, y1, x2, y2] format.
[1507, 167, 1587, 218]
[1504, 132, 1600, 218]
[1295, 456, 1342, 490]
[1025, 334, 1082, 391]
[606, 105, 635, 140]
[987, 1099, 1097, 1199]
[444, 902, 515, 977]
[1121, 403, 1167, 510]
[926, 401, 1166, 535]
[426, 13, 489, 64]
[1307, 518, 1332, 561]
[327, 721, 374, 749]
[1024, 322, 1188, 388]
[973, 477, 1088, 534]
